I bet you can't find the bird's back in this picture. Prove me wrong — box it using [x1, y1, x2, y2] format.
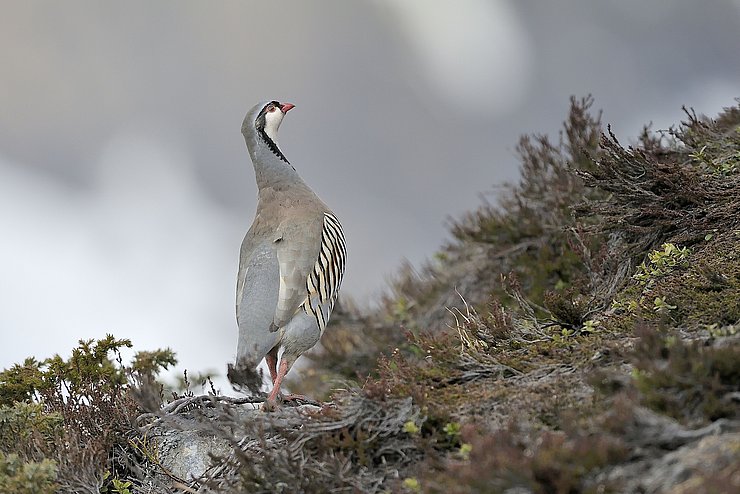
[235, 188, 328, 362]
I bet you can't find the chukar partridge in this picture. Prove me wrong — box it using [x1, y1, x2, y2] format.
[232, 100, 346, 409]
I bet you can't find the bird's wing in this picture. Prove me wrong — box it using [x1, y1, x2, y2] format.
[235, 233, 254, 323]
[235, 235, 281, 362]
[301, 212, 347, 334]
[272, 214, 325, 329]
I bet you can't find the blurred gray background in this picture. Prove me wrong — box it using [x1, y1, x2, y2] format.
[2, 0, 739, 386]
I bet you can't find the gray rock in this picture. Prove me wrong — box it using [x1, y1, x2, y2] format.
[616, 432, 739, 493]
[153, 422, 236, 482]
[145, 400, 322, 486]
[590, 409, 740, 494]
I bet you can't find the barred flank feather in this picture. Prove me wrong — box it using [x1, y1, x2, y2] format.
[302, 212, 346, 331]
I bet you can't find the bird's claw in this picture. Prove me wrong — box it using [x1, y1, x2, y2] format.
[261, 398, 280, 412]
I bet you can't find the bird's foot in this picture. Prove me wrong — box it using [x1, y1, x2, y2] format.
[261, 397, 281, 412]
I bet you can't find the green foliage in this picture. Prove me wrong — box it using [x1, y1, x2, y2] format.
[0, 358, 49, 405]
[660, 236, 740, 328]
[706, 323, 738, 338]
[458, 442, 472, 460]
[43, 335, 132, 397]
[0, 402, 62, 457]
[633, 243, 690, 286]
[403, 421, 420, 435]
[130, 348, 177, 379]
[442, 422, 461, 438]
[684, 103, 740, 176]
[0, 452, 57, 494]
[652, 296, 676, 313]
[581, 319, 600, 333]
[101, 471, 133, 494]
[610, 230, 740, 333]
[402, 477, 421, 492]
[0, 335, 175, 407]
[689, 144, 740, 175]
[0, 336, 177, 493]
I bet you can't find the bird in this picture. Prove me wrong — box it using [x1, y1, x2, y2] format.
[231, 100, 346, 410]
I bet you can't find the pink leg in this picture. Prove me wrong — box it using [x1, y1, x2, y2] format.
[265, 346, 279, 384]
[263, 358, 291, 411]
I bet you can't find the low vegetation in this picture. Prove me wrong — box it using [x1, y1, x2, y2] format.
[2, 97, 738, 493]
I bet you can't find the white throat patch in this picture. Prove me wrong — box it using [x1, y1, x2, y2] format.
[263, 110, 284, 145]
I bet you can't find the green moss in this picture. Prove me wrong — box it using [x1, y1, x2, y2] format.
[602, 232, 740, 426]
[682, 105, 740, 176]
[657, 236, 740, 328]
[607, 232, 740, 335]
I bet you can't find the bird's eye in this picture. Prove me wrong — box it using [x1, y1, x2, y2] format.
[267, 105, 276, 113]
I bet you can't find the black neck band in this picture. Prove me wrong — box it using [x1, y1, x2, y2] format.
[258, 129, 290, 165]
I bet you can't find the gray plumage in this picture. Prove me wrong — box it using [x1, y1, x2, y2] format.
[233, 100, 346, 408]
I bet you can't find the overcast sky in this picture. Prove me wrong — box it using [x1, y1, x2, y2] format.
[2, 1, 739, 389]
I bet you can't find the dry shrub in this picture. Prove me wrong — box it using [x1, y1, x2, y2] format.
[297, 299, 404, 400]
[195, 391, 422, 494]
[301, 96, 622, 401]
[447, 95, 607, 308]
[575, 103, 740, 260]
[423, 423, 627, 494]
[631, 324, 740, 426]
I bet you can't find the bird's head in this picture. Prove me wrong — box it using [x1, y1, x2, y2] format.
[242, 100, 296, 165]
[244, 100, 295, 141]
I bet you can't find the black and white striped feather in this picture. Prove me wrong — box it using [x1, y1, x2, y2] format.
[301, 212, 346, 332]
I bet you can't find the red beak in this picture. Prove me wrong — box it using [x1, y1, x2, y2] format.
[280, 103, 295, 113]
